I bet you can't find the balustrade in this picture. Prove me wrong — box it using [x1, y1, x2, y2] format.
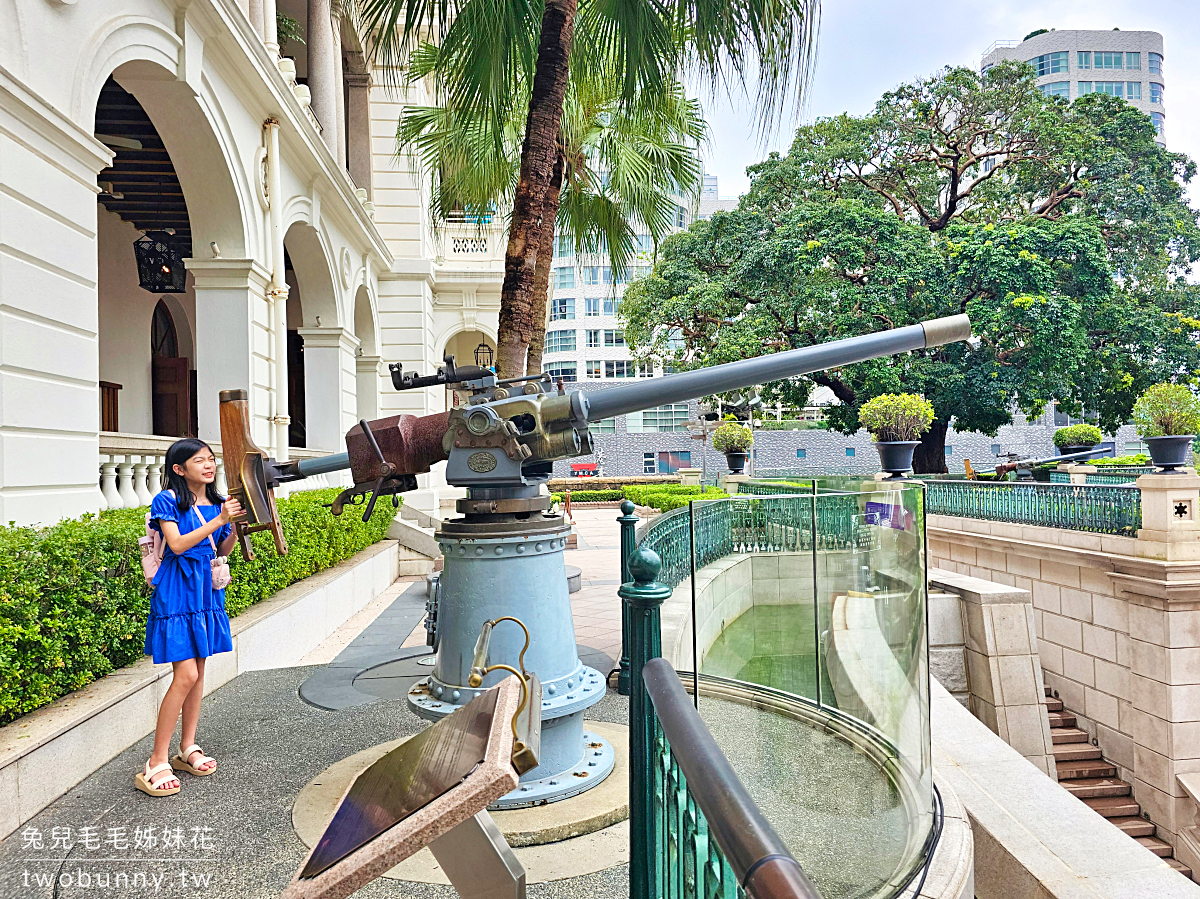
[96, 434, 328, 511]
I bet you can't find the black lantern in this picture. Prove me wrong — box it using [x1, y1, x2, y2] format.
[133, 232, 187, 293]
[474, 341, 494, 368]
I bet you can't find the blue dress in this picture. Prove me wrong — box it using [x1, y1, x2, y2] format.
[145, 491, 234, 664]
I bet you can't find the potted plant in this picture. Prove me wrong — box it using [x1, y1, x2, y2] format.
[859, 393, 935, 479]
[1052, 423, 1103, 457]
[1132, 383, 1200, 473]
[712, 422, 753, 474]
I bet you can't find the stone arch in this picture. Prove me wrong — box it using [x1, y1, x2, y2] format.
[439, 327, 497, 412]
[352, 285, 380, 420]
[283, 221, 349, 451]
[74, 23, 253, 259]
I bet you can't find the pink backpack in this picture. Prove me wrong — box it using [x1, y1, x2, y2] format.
[138, 491, 232, 589]
[138, 491, 172, 587]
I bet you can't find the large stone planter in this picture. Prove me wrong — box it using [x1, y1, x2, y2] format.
[724, 451, 749, 474]
[1145, 435, 1195, 473]
[1059, 444, 1097, 457]
[874, 441, 920, 479]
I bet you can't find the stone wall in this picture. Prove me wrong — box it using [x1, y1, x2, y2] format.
[928, 483, 1200, 852]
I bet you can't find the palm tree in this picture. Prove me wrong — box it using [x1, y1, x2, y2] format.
[360, 0, 820, 377]
[398, 56, 707, 374]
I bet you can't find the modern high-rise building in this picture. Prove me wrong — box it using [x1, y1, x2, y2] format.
[540, 175, 738, 476]
[981, 29, 1166, 142]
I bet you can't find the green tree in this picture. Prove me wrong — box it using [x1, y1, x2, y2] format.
[623, 63, 1200, 472]
[360, 0, 819, 377]
[398, 52, 706, 374]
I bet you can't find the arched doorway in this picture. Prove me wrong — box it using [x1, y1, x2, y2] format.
[150, 299, 196, 437]
[442, 330, 496, 410]
[283, 221, 345, 452]
[353, 285, 380, 421]
[93, 65, 240, 442]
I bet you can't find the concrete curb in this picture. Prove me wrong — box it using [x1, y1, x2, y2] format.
[0, 539, 401, 841]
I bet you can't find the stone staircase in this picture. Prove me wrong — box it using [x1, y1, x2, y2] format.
[389, 504, 442, 576]
[1044, 686, 1193, 880]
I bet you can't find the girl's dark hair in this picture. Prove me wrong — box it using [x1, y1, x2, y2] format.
[162, 438, 224, 513]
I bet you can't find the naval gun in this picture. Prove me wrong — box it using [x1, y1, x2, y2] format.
[218, 313, 973, 807]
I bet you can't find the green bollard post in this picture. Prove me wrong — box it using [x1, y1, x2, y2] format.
[616, 499, 638, 696]
[621, 545, 671, 899]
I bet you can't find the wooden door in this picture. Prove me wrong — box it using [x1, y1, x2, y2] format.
[152, 357, 191, 437]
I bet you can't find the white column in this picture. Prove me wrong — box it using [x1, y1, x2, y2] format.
[296, 327, 359, 453]
[331, 4, 347, 169]
[356, 354, 382, 421]
[249, 0, 266, 38]
[307, 0, 340, 155]
[345, 63, 373, 195]
[263, 0, 279, 56]
[188, 259, 273, 449]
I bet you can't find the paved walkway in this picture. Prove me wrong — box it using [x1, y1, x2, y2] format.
[0, 506, 638, 899]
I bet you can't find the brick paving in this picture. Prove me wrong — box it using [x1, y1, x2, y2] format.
[563, 508, 629, 667]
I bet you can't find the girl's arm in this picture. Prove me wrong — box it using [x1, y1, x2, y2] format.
[217, 527, 238, 557]
[158, 499, 244, 555]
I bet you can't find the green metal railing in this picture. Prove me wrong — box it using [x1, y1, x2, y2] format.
[621, 536, 822, 899]
[735, 481, 814, 496]
[637, 492, 870, 589]
[925, 480, 1141, 536]
[1086, 473, 1142, 486]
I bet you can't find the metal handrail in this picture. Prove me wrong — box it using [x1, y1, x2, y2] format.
[643, 658, 823, 899]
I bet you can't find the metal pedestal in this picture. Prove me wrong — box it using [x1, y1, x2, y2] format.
[408, 510, 614, 808]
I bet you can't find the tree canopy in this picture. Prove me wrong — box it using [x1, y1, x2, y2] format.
[622, 62, 1200, 472]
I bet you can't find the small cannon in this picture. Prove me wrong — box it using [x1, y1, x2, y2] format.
[220, 314, 973, 805]
[965, 446, 1113, 481]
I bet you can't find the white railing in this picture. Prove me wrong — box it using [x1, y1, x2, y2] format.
[97, 434, 336, 511]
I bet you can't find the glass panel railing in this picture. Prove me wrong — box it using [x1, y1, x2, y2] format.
[682, 483, 932, 899]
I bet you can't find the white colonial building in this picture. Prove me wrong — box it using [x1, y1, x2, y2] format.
[0, 0, 507, 525]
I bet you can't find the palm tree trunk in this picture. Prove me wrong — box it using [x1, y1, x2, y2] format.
[495, 0, 577, 379]
[526, 151, 565, 376]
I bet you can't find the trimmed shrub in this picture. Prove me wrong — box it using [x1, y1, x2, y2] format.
[1132, 383, 1200, 438]
[558, 489, 625, 503]
[1092, 454, 1150, 467]
[712, 422, 753, 452]
[858, 393, 935, 442]
[1052, 423, 1103, 449]
[639, 487, 726, 511]
[0, 488, 396, 725]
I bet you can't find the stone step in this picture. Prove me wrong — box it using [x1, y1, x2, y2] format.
[1047, 711, 1077, 728]
[1061, 777, 1131, 799]
[1045, 684, 1053, 697]
[1051, 727, 1090, 745]
[1055, 758, 1117, 779]
[1054, 744, 1103, 762]
[1044, 697, 1064, 712]
[1136, 836, 1173, 858]
[1111, 816, 1156, 838]
[1166, 858, 1193, 878]
[1083, 795, 1142, 818]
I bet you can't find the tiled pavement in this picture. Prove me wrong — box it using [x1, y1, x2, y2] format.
[563, 508, 628, 671]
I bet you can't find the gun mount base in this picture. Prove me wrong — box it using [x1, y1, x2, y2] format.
[406, 506, 611, 806]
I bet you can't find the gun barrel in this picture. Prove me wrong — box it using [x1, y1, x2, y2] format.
[296, 452, 351, 476]
[582, 315, 972, 423]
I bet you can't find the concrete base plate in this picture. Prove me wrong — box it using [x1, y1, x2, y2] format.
[292, 721, 630, 883]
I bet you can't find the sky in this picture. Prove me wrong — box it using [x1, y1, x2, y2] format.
[696, 0, 1199, 206]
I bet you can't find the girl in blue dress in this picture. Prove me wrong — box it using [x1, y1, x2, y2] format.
[136, 438, 242, 797]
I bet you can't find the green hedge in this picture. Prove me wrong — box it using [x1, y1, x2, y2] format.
[549, 484, 728, 512]
[0, 488, 397, 725]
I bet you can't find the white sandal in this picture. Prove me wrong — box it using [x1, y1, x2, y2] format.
[135, 761, 180, 796]
[171, 743, 217, 776]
